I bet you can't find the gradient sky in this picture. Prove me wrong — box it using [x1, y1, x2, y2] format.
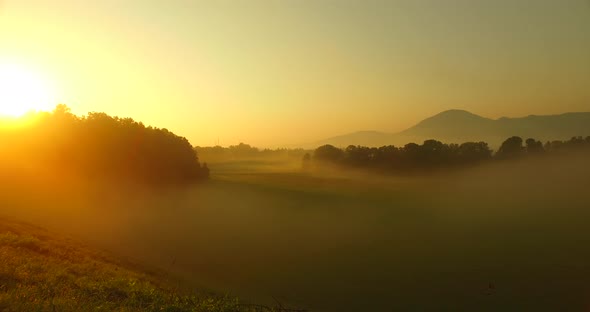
[1, 0, 589, 147]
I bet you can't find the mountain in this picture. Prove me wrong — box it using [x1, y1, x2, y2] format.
[400, 109, 493, 136]
[311, 110, 590, 149]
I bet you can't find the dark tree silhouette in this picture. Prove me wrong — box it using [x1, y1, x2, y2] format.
[229, 143, 259, 158]
[525, 138, 544, 154]
[313, 144, 344, 163]
[545, 140, 563, 152]
[419, 140, 450, 166]
[496, 136, 524, 159]
[372, 145, 401, 168]
[344, 145, 374, 166]
[456, 142, 493, 163]
[0, 105, 209, 184]
[195, 144, 308, 162]
[309, 135, 590, 174]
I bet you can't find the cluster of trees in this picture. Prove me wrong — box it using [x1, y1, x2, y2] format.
[0, 105, 209, 184]
[195, 143, 308, 162]
[307, 135, 590, 172]
[495, 136, 590, 159]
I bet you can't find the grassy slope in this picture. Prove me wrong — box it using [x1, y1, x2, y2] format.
[0, 216, 267, 312]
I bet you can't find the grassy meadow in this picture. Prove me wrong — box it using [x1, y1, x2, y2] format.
[0, 216, 255, 311]
[1, 153, 590, 311]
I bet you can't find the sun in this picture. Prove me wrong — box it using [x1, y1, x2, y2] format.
[0, 64, 54, 117]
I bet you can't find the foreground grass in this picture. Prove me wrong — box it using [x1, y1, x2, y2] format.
[0, 217, 281, 312]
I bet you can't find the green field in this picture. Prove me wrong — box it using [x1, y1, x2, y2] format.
[199, 156, 590, 311]
[2, 154, 590, 311]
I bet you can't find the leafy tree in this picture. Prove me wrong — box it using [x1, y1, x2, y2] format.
[195, 144, 308, 162]
[567, 136, 586, 148]
[0, 105, 209, 184]
[525, 138, 544, 154]
[308, 134, 590, 174]
[545, 140, 564, 152]
[419, 140, 450, 166]
[457, 142, 492, 163]
[496, 136, 524, 159]
[228, 143, 259, 158]
[313, 144, 344, 163]
[373, 145, 400, 166]
[344, 145, 373, 166]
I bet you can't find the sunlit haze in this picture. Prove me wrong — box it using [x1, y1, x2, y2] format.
[1, 0, 589, 146]
[3, 2, 590, 311]
[0, 63, 54, 117]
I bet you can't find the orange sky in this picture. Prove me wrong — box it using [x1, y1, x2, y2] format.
[1, 0, 589, 147]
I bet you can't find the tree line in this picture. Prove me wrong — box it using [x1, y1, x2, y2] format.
[0, 105, 209, 184]
[306, 136, 590, 172]
[195, 143, 308, 162]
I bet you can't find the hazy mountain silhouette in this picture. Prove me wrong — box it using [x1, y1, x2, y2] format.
[312, 110, 590, 148]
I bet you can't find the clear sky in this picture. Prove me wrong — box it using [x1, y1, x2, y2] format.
[1, 0, 589, 147]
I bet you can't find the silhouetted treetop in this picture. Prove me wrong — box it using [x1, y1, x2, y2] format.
[525, 138, 544, 154]
[313, 145, 344, 163]
[496, 136, 524, 160]
[307, 135, 589, 174]
[194, 144, 307, 162]
[0, 105, 209, 184]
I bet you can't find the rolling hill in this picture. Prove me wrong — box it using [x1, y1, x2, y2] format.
[312, 110, 590, 149]
[0, 216, 269, 312]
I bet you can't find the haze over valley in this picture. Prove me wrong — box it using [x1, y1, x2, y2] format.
[0, 1, 589, 311]
[311, 109, 590, 149]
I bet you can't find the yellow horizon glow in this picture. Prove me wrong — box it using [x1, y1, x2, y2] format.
[0, 63, 55, 118]
[1, 1, 589, 147]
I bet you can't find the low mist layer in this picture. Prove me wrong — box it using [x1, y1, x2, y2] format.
[2, 148, 590, 311]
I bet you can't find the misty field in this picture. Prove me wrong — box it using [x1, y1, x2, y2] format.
[2, 154, 590, 311]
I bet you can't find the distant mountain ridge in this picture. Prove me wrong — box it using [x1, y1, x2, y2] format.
[311, 110, 590, 149]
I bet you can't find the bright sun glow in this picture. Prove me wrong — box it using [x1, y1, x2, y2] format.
[0, 64, 54, 117]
